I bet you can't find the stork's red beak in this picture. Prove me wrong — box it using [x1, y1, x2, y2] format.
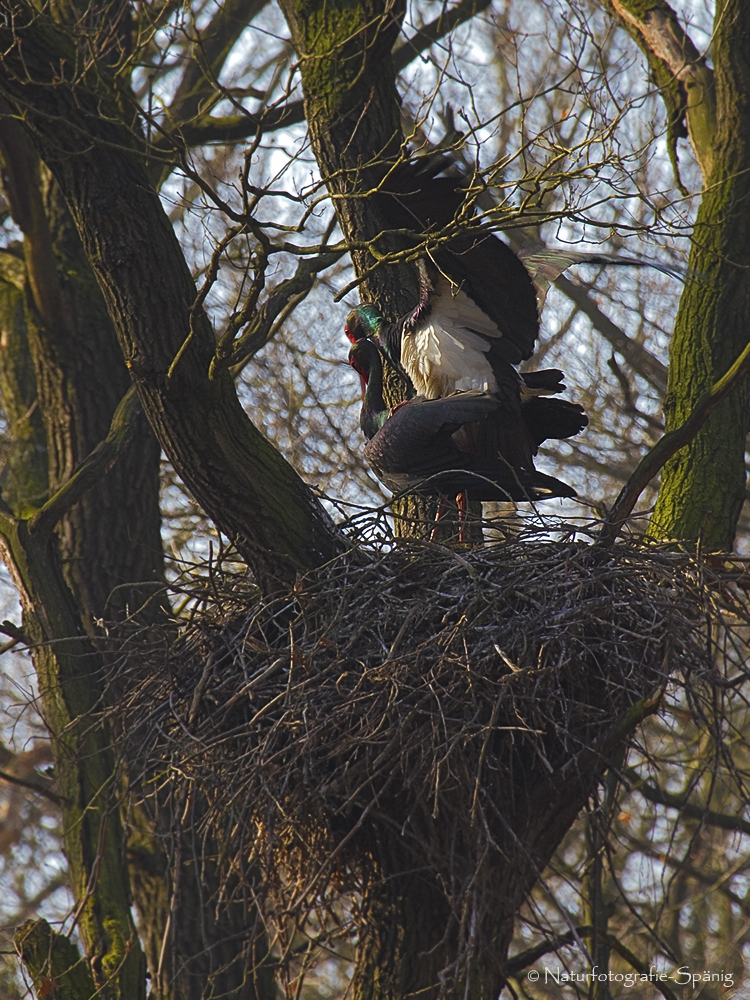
[349, 356, 369, 398]
[344, 322, 360, 345]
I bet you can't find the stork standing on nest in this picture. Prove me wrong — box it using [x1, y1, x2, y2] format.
[345, 299, 586, 491]
[344, 160, 548, 524]
[350, 155, 683, 396]
[349, 338, 586, 536]
[344, 157, 680, 526]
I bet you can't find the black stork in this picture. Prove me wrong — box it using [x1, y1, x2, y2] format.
[349, 337, 584, 505]
[349, 156, 683, 400]
[345, 299, 579, 410]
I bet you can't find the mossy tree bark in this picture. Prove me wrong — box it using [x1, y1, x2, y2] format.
[278, 0, 444, 539]
[0, 508, 146, 1000]
[278, 0, 410, 312]
[0, 249, 49, 515]
[15, 919, 98, 1000]
[0, 122, 155, 1000]
[0, 117, 166, 627]
[600, 0, 750, 550]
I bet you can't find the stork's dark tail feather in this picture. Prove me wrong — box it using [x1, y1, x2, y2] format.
[520, 369, 566, 394]
[523, 397, 589, 447]
[410, 466, 577, 502]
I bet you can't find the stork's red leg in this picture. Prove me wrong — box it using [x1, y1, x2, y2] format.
[429, 495, 449, 541]
[457, 491, 468, 543]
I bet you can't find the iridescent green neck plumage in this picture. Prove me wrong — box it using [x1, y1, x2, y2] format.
[350, 304, 384, 340]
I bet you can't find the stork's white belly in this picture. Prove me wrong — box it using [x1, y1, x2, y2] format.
[401, 284, 502, 398]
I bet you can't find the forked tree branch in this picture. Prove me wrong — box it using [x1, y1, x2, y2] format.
[157, 0, 491, 155]
[598, 0, 716, 186]
[599, 338, 750, 545]
[553, 273, 668, 393]
[0, 768, 60, 804]
[28, 387, 141, 539]
[0, 0, 344, 590]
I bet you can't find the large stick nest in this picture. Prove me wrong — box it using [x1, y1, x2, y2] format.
[118, 536, 732, 928]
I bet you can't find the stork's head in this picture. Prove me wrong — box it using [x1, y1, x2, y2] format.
[345, 304, 384, 344]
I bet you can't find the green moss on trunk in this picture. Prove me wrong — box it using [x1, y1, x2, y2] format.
[279, 0, 413, 314]
[649, 0, 750, 550]
[0, 261, 49, 515]
[280, 0, 446, 541]
[0, 517, 146, 999]
[15, 920, 97, 1000]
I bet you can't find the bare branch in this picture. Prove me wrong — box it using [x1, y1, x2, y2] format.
[624, 766, 750, 836]
[167, 0, 492, 151]
[599, 338, 750, 545]
[601, 0, 716, 183]
[393, 0, 493, 74]
[228, 249, 343, 372]
[554, 273, 668, 393]
[0, 768, 60, 805]
[28, 388, 142, 539]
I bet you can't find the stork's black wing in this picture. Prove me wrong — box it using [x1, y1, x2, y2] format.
[523, 398, 589, 448]
[377, 159, 540, 365]
[363, 391, 576, 501]
[364, 392, 500, 482]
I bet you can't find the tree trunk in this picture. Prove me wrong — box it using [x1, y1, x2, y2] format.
[0, 119, 166, 625]
[599, 0, 750, 550]
[649, 1, 750, 549]
[0, 250, 48, 514]
[0, 515, 146, 999]
[0, 76, 275, 1000]
[279, 0, 412, 311]
[279, 0, 449, 540]
[15, 919, 98, 1000]
[351, 870, 454, 1000]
